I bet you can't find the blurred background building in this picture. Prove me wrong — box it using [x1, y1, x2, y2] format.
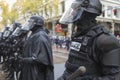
[42, 0, 120, 37]
[97, 0, 120, 36]
[0, 0, 120, 37]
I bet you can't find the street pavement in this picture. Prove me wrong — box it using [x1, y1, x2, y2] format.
[53, 48, 68, 80]
[53, 45, 68, 64]
[54, 63, 65, 80]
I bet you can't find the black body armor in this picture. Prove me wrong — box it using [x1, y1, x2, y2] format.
[65, 25, 110, 78]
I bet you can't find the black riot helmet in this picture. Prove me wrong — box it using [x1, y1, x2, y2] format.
[10, 22, 22, 37]
[59, 0, 102, 24]
[9, 22, 21, 32]
[11, 27, 22, 37]
[21, 15, 44, 31]
[0, 32, 2, 38]
[1, 26, 9, 33]
[2, 26, 10, 38]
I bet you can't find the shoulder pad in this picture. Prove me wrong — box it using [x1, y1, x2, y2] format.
[86, 25, 109, 38]
[96, 34, 120, 53]
[102, 48, 120, 66]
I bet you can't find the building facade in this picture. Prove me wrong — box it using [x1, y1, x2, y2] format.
[45, 0, 120, 37]
[43, 0, 66, 37]
[97, 0, 120, 36]
[17, 0, 119, 37]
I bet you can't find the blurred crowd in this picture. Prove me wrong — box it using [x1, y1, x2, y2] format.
[51, 36, 71, 51]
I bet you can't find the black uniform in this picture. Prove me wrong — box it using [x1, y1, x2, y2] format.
[18, 16, 54, 80]
[60, 25, 120, 80]
[19, 28, 54, 80]
[58, 0, 120, 79]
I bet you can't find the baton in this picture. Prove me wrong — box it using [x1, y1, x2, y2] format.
[66, 66, 86, 80]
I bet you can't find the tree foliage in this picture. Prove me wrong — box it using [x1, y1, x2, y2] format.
[8, 5, 19, 24]
[0, 0, 9, 26]
[0, 0, 59, 25]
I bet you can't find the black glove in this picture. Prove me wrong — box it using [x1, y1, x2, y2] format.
[18, 56, 33, 63]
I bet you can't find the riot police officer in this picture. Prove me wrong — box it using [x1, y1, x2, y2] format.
[18, 15, 54, 80]
[1, 23, 23, 80]
[58, 0, 120, 80]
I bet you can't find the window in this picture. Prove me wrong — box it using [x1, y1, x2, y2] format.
[107, 6, 113, 17]
[59, 2, 65, 15]
[102, 5, 105, 17]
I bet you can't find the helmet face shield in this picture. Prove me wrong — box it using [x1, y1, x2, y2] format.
[9, 23, 21, 32]
[9, 24, 18, 32]
[12, 27, 21, 36]
[0, 32, 2, 38]
[9, 24, 14, 32]
[3, 30, 11, 38]
[21, 19, 34, 31]
[59, 0, 84, 24]
[1, 27, 9, 33]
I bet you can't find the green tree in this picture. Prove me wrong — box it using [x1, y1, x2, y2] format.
[0, 1, 9, 26]
[13, 0, 43, 21]
[13, 0, 59, 21]
[0, 0, 59, 25]
[8, 8, 19, 24]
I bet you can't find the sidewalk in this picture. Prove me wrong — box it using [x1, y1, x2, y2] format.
[53, 55, 67, 64]
[52, 45, 69, 64]
[52, 45, 69, 54]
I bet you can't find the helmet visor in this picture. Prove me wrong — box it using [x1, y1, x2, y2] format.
[9, 24, 14, 31]
[12, 27, 21, 36]
[0, 32, 2, 38]
[3, 30, 10, 37]
[9, 24, 18, 32]
[21, 19, 34, 31]
[59, 0, 84, 24]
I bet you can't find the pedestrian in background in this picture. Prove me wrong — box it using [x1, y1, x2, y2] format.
[65, 37, 71, 51]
